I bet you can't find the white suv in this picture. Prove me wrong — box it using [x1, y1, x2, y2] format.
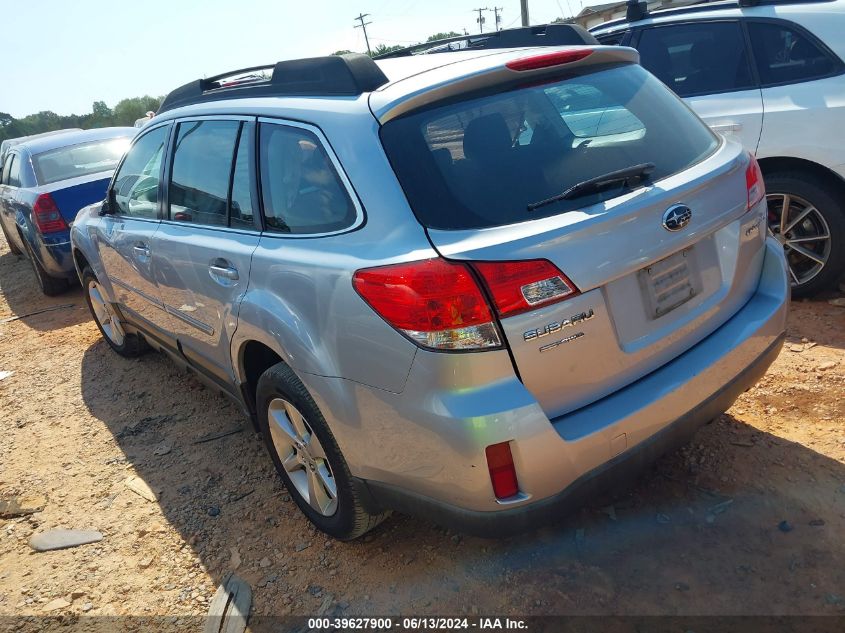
[593, 0, 845, 296]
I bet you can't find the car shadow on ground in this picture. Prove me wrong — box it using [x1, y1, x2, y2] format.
[0, 248, 88, 331]
[78, 335, 845, 617]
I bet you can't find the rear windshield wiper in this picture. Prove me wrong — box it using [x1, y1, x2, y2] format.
[527, 163, 656, 212]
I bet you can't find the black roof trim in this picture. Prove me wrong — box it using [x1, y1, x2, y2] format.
[374, 24, 599, 59]
[592, 0, 837, 32]
[158, 53, 389, 114]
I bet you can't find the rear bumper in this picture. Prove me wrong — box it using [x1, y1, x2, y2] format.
[347, 238, 789, 536]
[360, 333, 784, 536]
[32, 235, 75, 279]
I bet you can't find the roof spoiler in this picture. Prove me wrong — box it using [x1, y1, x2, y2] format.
[158, 53, 389, 114]
[374, 24, 599, 59]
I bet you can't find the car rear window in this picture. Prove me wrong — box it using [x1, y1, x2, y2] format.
[32, 137, 132, 186]
[380, 64, 719, 230]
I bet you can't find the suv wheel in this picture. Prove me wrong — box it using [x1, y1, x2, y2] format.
[257, 361, 389, 540]
[765, 172, 845, 298]
[82, 267, 146, 357]
[22, 237, 67, 296]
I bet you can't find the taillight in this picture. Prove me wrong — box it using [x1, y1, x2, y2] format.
[505, 48, 593, 72]
[472, 259, 579, 319]
[352, 258, 501, 351]
[32, 194, 68, 234]
[485, 442, 519, 500]
[745, 153, 765, 210]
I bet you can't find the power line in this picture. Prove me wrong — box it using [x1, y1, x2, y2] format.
[354, 13, 373, 57]
[472, 7, 489, 34]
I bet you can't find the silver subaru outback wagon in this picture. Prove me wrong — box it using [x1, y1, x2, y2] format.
[70, 30, 789, 540]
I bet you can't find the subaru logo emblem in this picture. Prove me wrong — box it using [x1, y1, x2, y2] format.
[662, 204, 692, 232]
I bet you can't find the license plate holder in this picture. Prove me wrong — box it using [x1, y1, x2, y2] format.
[638, 247, 701, 319]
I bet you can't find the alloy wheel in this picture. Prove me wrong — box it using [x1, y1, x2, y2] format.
[268, 398, 338, 517]
[88, 280, 126, 346]
[766, 192, 832, 288]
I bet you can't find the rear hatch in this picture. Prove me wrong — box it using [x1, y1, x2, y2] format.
[379, 52, 767, 419]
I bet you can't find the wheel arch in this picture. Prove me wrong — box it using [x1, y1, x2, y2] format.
[757, 156, 845, 197]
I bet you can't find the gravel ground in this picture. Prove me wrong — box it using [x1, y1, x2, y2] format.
[0, 234, 843, 631]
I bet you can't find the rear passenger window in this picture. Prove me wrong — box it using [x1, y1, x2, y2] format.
[7, 155, 21, 187]
[748, 22, 840, 86]
[637, 22, 754, 97]
[113, 125, 168, 218]
[169, 120, 239, 226]
[2, 155, 16, 186]
[258, 123, 356, 235]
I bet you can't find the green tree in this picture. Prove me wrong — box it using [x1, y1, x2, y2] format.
[332, 49, 354, 56]
[370, 43, 405, 58]
[427, 31, 461, 42]
[112, 96, 161, 126]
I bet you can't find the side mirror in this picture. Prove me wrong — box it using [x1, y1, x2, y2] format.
[99, 192, 114, 216]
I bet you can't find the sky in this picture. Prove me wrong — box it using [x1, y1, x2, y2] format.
[0, 0, 604, 118]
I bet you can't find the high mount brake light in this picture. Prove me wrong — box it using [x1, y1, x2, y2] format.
[505, 49, 594, 72]
[32, 194, 68, 234]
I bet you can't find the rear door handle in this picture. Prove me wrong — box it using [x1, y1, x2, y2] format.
[133, 244, 151, 258]
[209, 262, 239, 281]
[709, 122, 743, 133]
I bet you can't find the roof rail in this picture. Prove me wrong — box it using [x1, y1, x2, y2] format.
[592, 0, 837, 32]
[158, 53, 389, 114]
[374, 23, 599, 59]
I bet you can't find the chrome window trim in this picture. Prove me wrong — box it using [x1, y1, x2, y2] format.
[256, 116, 366, 239]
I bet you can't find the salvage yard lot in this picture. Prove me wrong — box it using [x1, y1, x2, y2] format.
[0, 233, 843, 624]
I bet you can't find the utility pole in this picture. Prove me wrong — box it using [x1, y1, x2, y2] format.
[354, 13, 372, 57]
[473, 7, 488, 34]
[492, 6, 503, 31]
[520, 0, 530, 26]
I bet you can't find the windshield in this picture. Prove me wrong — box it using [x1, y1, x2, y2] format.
[32, 137, 132, 186]
[380, 64, 718, 230]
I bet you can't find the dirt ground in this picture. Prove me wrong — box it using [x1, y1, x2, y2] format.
[0, 232, 843, 630]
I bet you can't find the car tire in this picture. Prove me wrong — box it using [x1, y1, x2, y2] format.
[765, 172, 845, 298]
[0, 222, 22, 256]
[82, 266, 146, 357]
[22, 237, 68, 296]
[257, 361, 389, 540]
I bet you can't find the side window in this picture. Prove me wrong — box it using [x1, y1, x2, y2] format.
[7, 155, 21, 187]
[113, 125, 168, 218]
[230, 123, 256, 230]
[596, 30, 628, 46]
[169, 120, 240, 227]
[259, 123, 356, 235]
[1, 155, 14, 186]
[748, 21, 839, 86]
[637, 22, 754, 97]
